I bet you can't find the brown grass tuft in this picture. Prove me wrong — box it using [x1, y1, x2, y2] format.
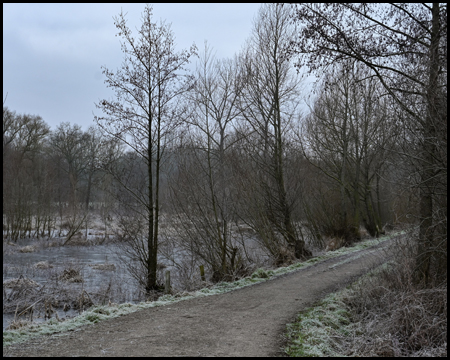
[34, 261, 53, 269]
[18, 245, 36, 253]
[325, 237, 343, 252]
[6, 319, 31, 331]
[3, 278, 39, 288]
[59, 268, 83, 283]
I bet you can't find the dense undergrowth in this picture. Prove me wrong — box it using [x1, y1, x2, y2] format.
[284, 234, 447, 357]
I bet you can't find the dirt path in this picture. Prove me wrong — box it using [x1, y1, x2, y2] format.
[3, 239, 393, 357]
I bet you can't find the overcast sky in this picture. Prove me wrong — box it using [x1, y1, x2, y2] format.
[3, 3, 262, 131]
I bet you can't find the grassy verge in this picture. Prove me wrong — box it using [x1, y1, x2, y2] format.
[284, 292, 352, 357]
[3, 232, 399, 347]
[284, 233, 447, 357]
[284, 264, 390, 357]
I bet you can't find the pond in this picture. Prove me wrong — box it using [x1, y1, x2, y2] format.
[2, 235, 203, 331]
[2, 239, 140, 330]
[2, 228, 270, 331]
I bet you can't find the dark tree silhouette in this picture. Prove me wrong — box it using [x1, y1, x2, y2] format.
[289, 3, 447, 284]
[95, 4, 196, 293]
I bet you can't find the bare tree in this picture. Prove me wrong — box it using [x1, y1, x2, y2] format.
[300, 62, 399, 241]
[170, 44, 248, 281]
[238, 4, 310, 260]
[82, 126, 104, 211]
[50, 122, 91, 244]
[290, 3, 447, 284]
[95, 4, 196, 293]
[50, 122, 89, 212]
[3, 108, 50, 241]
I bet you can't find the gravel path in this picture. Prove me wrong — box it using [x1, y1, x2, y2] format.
[3, 239, 392, 357]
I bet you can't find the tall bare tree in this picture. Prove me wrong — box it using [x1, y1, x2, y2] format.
[95, 4, 196, 293]
[170, 44, 247, 281]
[290, 3, 447, 284]
[300, 62, 398, 241]
[238, 4, 310, 260]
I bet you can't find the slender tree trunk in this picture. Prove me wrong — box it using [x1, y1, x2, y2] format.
[146, 65, 156, 293]
[416, 3, 440, 285]
[274, 73, 309, 259]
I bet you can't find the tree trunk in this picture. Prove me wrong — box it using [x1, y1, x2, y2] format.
[415, 3, 440, 286]
[146, 68, 156, 293]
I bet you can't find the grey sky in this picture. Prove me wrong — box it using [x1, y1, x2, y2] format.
[3, 3, 261, 131]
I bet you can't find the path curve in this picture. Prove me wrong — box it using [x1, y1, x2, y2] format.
[3, 239, 393, 357]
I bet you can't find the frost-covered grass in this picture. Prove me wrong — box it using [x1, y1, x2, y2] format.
[284, 233, 447, 358]
[284, 291, 353, 357]
[269, 231, 399, 277]
[284, 263, 394, 357]
[3, 231, 400, 347]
